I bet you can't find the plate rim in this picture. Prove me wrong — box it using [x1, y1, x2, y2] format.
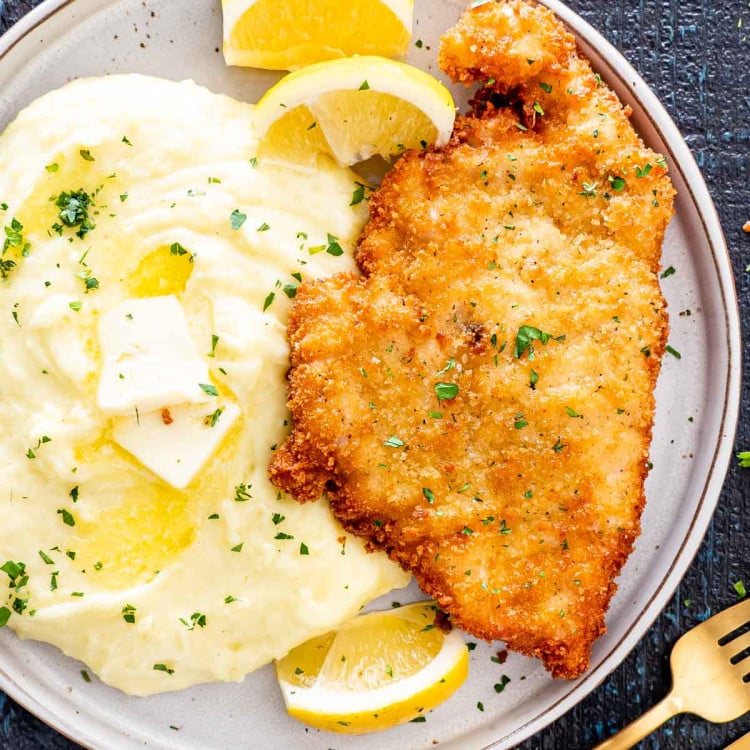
[0, 1, 741, 749]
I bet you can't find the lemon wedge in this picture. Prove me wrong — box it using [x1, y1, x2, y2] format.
[275, 601, 469, 734]
[252, 56, 456, 167]
[222, 0, 414, 70]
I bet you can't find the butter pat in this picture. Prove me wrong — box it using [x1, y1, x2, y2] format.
[97, 295, 210, 415]
[112, 401, 241, 489]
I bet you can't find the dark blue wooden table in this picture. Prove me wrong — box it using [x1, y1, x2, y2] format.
[1, 0, 748, 748]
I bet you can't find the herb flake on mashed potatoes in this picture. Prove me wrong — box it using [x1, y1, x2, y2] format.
[0, 74, 409, 696]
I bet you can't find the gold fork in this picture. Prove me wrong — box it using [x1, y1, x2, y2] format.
[726, 731, 750, 749]
[593, 598, 750, 749]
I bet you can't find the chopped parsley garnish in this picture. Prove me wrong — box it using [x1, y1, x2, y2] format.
[325, 233, 344, 256]
[181, 612, 207, 630]
[53, 189, 95, 239]
[0, 258, 16, 280]
[79, 149, 95, 162]
[383, 435, 405, 448]
[207, 334, 219, 358]
[75, 269, 99, 293]
[436, 358, 456, 375]
[529, 369, 539, 389]
[636, 163, 653, 178]
[299, 543, 309, 555]
[665, 345, 682, 359]
[170, 242, 195, 262]
[608, 175, 626, 191]
[263, 291, 275, 311]
[275, 533, 294, 540]
[199, 383, 218, 397]
[734, 580, 747, 599]
[234, 483, 252, 502]
[539, 81, 553, 93]
[661, 266, 676, 278]
[39, 550, 54, 565]
[422, 488, 435, 504]
[494, 675, 511, 693]
[224, 595, 238, 604]
[257, 222, 270, 232]
[350, 182, 367, 206]
[69, 301, 82, 312]
[230, 543, 244, 553]
[230, 209, 247, 230]
[6, 572, 28, 613]
[1, 218, 28, 279]
[579, 181, 598, 198]
[514, 325, 562, 360]
[565, 406, 583, 418]
[122, 604, 136, 624]
[1, 561, 26, 584]
[434, 382, 459, 401]
[57, 508, 75, 527]
[0, 608, 10, 627]
[4, 217, 26, 251]
[153, 663, 174, 675]
[359, 80, 370, 90]
[553, 438, 566, 453]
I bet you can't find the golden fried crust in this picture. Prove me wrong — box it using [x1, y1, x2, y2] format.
[270, 0, 674, 679]
[439, 0, 576, 90]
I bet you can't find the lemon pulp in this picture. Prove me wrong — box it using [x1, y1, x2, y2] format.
[223, 0, 414, 70]
[252, 56, 456, 167]
[275, 601, 469, 734]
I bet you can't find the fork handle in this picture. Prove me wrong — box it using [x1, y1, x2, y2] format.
[592, 692, 683, 750]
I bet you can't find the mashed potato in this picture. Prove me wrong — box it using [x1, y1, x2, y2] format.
[0, 75, 408, 695]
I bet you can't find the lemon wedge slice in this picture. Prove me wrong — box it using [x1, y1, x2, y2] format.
[275, 601, 469, 734]
[252, 56, 456, 167]
[222, 0, 414, 70]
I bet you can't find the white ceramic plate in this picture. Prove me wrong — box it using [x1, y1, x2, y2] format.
[0, 1, 740, 748]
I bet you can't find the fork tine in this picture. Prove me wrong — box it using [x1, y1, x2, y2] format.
[693, 599, 750, 641]
[723, 631, 750, 663]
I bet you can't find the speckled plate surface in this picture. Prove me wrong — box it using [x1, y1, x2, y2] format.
[0, 1, 740, 748]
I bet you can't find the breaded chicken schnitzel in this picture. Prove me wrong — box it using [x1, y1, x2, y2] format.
[270, 0, 674, 678]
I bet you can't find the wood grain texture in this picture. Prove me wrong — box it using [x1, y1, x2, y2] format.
[1, 0, 748, 748]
